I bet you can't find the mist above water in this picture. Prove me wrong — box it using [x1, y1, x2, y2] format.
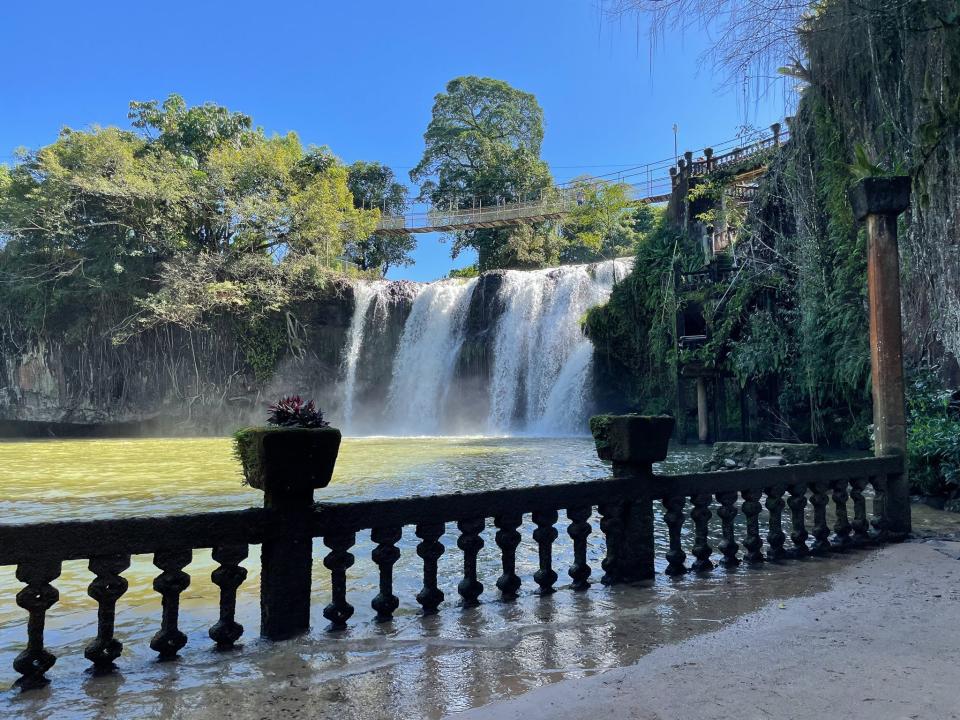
[339, 258, 632, 436]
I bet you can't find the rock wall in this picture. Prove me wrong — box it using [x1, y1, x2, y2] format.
[0, 284, 360, 436]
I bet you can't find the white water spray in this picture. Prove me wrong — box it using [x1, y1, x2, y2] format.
[385, 278, 477, 434]
[340, 258, 630, 436]
[341, 281, 387, 431]
[486, 258, 632, 434]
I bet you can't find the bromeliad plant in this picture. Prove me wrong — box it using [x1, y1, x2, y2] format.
[234, 395, 341, 493]
[267, 395, 330, 428]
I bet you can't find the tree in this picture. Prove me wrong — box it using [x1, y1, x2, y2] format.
[345, 161, 416, 276]
[410, 76, 555, 270]
[560, 180, 661, 262]
[0, 94, 380, 336]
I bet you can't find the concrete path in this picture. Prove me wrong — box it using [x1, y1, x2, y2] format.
[454, 540, 960, 720]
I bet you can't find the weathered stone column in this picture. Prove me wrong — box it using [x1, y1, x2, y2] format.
[237, 425, 342, 640]
[850, 176, 911, 536]
[696, 377, 709, 443]
[590, 415, 675, 581]
[260, 479, 315, 640]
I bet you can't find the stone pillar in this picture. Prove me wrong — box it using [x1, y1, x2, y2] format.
[771, 122, 782, 147]
[850, 176, 911, 537]
[260, 479, 316, 640]
[704, 147, 714, 172]
[696, 377, 709, 443]
[590, 415, 675, 581]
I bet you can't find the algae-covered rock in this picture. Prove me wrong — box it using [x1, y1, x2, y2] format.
[703, 441, 822, 471]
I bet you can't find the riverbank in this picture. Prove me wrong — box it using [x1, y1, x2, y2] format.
[459, 538, 960, 720]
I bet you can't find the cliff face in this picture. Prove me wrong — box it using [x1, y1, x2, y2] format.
[0, 284, 360, 436]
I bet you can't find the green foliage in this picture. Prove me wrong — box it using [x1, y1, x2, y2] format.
[448, 264, 479, 279]
[410, 76, 556, 270]
[906, 368, 960, 499]
[561, 182, 660, 262]
[585, 217, 699, 414]
[0, 94, 381, 343]
[345, 161, 416, 276]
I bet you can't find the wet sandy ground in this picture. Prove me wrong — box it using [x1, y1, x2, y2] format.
[459, 539, 960, 720]
[4, 503, 960, 720]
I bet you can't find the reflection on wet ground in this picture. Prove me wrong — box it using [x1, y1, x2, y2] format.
[2, 437, 960, 718]
[7, 551, 861, 720]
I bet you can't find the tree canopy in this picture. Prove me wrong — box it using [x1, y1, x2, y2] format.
[0, 94, 380, 337]
[345, 161, 416, 276]
[410, 76, 556, 270]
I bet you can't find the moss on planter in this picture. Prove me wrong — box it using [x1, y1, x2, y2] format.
[233, 425, 341, 492]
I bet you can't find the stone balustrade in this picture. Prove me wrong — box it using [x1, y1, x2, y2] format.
[0, 415, 906, 692]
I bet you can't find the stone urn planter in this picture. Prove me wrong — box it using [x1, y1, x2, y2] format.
[233, 396, 341, 497]
[589, 414, 675, 466]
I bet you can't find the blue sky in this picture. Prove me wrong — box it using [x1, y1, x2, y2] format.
[0, 1, 788, 281]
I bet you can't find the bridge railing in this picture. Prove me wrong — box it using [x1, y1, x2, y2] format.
[0, 417, 905, 693]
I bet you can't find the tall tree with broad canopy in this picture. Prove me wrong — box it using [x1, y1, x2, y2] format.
[410, 76, 555, 270]
[345, 161, 416, 276]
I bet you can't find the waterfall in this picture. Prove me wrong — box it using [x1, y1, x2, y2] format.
[488, 258, 633, 434]
[341, 281, 386, 431]
[339, 258, 630, 436]
[384, 278, 477, 434]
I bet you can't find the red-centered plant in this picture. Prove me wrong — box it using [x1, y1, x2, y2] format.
[266, 395, 330, 428]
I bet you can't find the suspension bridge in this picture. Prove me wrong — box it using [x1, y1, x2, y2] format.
[375, 124, 787, 236]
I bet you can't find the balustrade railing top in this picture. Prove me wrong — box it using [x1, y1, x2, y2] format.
[0, 415, 905, 693]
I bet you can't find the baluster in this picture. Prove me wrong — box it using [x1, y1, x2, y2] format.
[566, 506, 592, 590]
[457, 518, 485, 606]
[810, 481, 832, 554]
[208, 545, 247, 648]
[85, 554, 131, 671]
[322, 532, 356, 630]
[787, 484, 810, 557]
[716, 491, 741, 568]
[495, 514, 523, 600]
[663, 496, 688, 576]
[415, 523, 446, 614]
[532, 510, 559, 594]
[598, 502, 625, 584]
[690, 493, 714, 572]
[741, 489, 764, 564]
[371, 527, 402, 622]
[150, 549, 191, 661]
[764, 486, 787, 561]
[831, 479, 853, 549]
[870, 474, 889, 542]
[13, 560, 61, 690]
[850, 476, 871, 545]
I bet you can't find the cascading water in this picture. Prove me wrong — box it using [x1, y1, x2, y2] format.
[338, 258, 631, 436]
[384, 278, 477, 435]
[340, 281, 387, 432]
[488, 258, 633, 434]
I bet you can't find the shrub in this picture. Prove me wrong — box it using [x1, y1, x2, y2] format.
[907, 368, 960, 499]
